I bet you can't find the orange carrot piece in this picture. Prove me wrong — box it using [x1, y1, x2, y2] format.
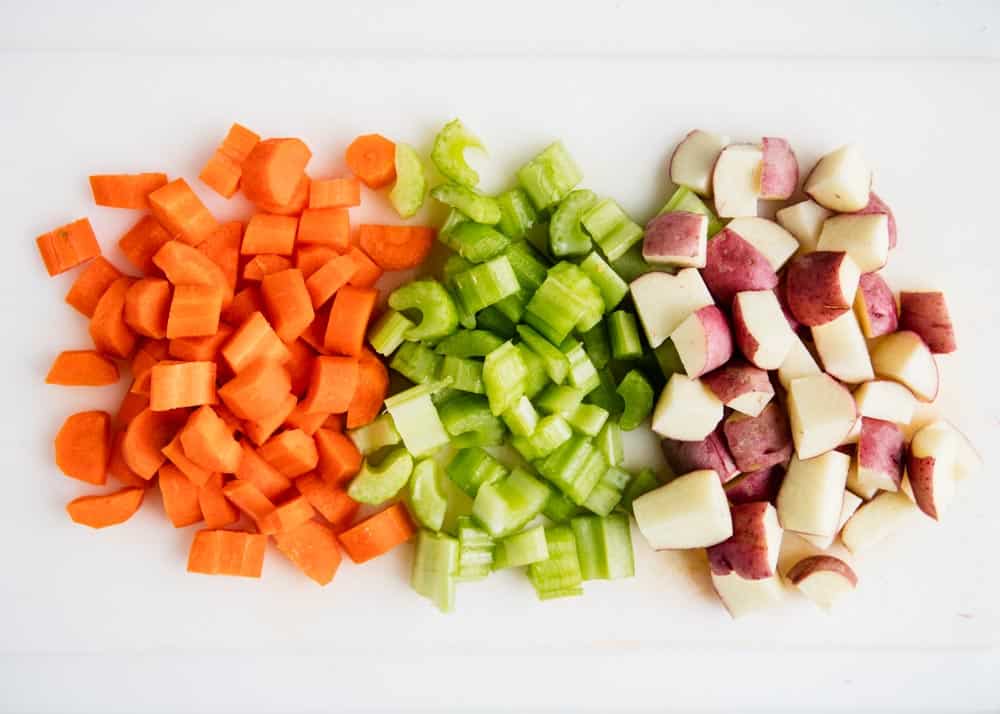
[161, 434, 214, 487]
[187, 529, 266, 577]
[314, 428, 362, 484]
[179, 406, 243, 474]
[257, 493, 316, 535]
[295, 244, 340, 278]
[197, 221, 242, 292]
[67, 487, 145, 528]
[243, 392, 297, 446]
[46, 350, 119, 386]
[166, 284, 223, 339]
[304, 254, 357, 309]
[241, 138, 312, 206]
[295, 473, 359, 529]
[222, 311, 291, 373]
[253, 173, 309, 216]
[285, 339, 316, 396]
[198, 473, 240, 529]
[150, 361, 217, 411]
[218, 359, 292, 422]
[65, 256, 124, 317]
[324, 285, 377, 357]
[345, 134, 396, 189]
[108, 431, 150, 488]
[236, 441, 293, 499]
[199, 151, 242, 198]
[301, 307, 330, 355]
[116, 392, 149, 429]
[257, 429, 318, 478]
[309, 177, 361, 209]
[338, 503, 414, 563]
[273, 519, 342, 585]
[148, 178, 218, 247]
[242, 214, 299, 256]
[158, 463, 203, 527]
[243, 254, 294, 282]
[323, 413, 346, 432]
[36, 218, 101, 276]
[90, 277, 137, 359]
[118, 216, 172, 275]
[89, 173, 168, 209]
[55, 410, 111, 485]
[296, 207, 350, 250]
[302, 355, 359, 414]
[123, 278, 172, 339]
[223, 286, 264, 327]
[347, 349, 388, 428]
[130, 339, 170, 393]
[121, 407, 185, 479]
[261, 268, 315, 343]
[153, 240, 228, 292]
[222, 479, 276, 523]
[219, 123, 261, 162]
[284, 402, 329, 435]
[346, 246, 383, 288]
[358, 224, 435, 271]
[169, 323, 233, 363]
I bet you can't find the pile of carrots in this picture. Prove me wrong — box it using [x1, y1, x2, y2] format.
[39, 124, 435, 585]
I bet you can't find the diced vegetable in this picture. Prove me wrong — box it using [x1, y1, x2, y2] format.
[446, 447, 508, 498]
[471, 468, 550, 538]
[608, 311, 644, 361]
[412, 530, 459, 612]
[384, 381, 451, 457]
[409, 459, 449, 532]
[581, 199, 644, 262]
[449, 222, 511, 263]
[528, 526, 584, 599]
[348, 447, 414, 505]
[436, 329, 504, 358]
[579, 252, 628, 313]
[431, 183, 501, 225]
[483, 341, 527, 416]
[368, 309, 416, 357]
[550, 189, 598, 257]
[493, 525, 549, 569]
[456, 516, 495, 580]
[570, 513, 635, 580]
[451, 256, 520, 315]
[617, 369, 654, 430]
[517, 142, 582, 210]
[388, 280, 458, 342]
[431, 119, 484, 187]
[496, 188, 538, 240]
[389, 142, 427, 218]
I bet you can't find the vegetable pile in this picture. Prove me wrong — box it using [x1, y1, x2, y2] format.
[39, 119, 980, 616]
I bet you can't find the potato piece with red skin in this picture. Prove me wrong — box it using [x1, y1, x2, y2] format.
[785, 251, 861, 327]
[701, 228, 777, 306]
[907, 423, 958, 520]
[670, 305, 733, 378]
[707, 502, 783, 579]
[724, 465, 785, 505]
[850, 192, 897, 249]
[869, 331, 939, 402]
[661, 428, 739, 483]
[786, 554, 858, 610]
[855, 417, 905, 493]
[853, 272, 898, 338]
[723, 402, 793, 473]
[898, 291, 956, 354]
[642, 211, 708, 268]
[732, 290, 795, 370]
[702, 360, 774, 417]
[759, 138, 798, 201]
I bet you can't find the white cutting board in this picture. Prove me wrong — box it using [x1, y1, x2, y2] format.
[1, 53, 998, 710]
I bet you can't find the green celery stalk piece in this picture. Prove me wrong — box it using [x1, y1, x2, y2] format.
[408, 459, 449, 532]
[456, 515, 495, 581]
[347, 447, 414, 505]
[496, 188, 538, 240]
[570, 512, 634, 580]
[515, 325, 569, 384]
[579, 322, 611, 370]
[435, 329, 504, 358]
[537, 434, 605, 505]
[449, 221, 512, 264]
[581, 199, 644, 262]
[438, 355, 485, 394]
[412, 530, 459, 612]
[653, 338, 685, 380]
[388, 280, 459, 342]
[501, 395, 539, 437]
[431, 183, 501, 225]
[608, 310, 643, 361]
[581, 465, 631, 517]
[517, 141, 583, 211]
[483, 341, 527, 416]
[511, 414, 573, 461]
[561, 338, 600, 395]
[347, 413, 401, 456]
[579, 252, 628, 312]
[438, 393, 503, 440]
[585, 367, 625, 418]
[384, 381, 452, 457]
[389, 142, 427, 218]
[528, 526, 584, 599]
[616, 369, 654, 431]
[390, 341, 442, 385]
[620, 468, 659, 514]
[368, 309, 416, 357]
[472, 468, 550, 538]
[446, 447, 508, 498]
[549, 189, 597, 257]
[451, 257, 520, 317]
[568, 403, 610, 438]
[493, 525, 549, 569]
[516, 343, 551, 399]
[595, 420, 623, 468]
[542, 486, 584, 523]
[431, 119, 484, 187]
[475, 305, 517, 339]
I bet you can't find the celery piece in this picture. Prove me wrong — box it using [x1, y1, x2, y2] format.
[409, 458, 448, 532]
[493, 293, 525, 325]
[390, 341, 442, 385]
[659, 185, 725, 237]
[388, 280, 459, 343]
[496, 188, 538, 241]
[438, 393, 503, 442]
[449, 221, 512, 264]
[616, 369, 654, 431]
[368, 309, 416, 357]
[542, 487, 584, 523]
[456, 515, 495, 581]
[549, 262, 605, 333]
[435, 329, 504, 358]
[537, 434, 606, 505]
[472, 468, 550, 538]
[431, 183, 501, 225]
[516, 325, 569, 384]
[389, 142, 427, 219]
[582, 199, 644, 262]
[412, 530, 459, 612]
[450, 420, 506, 449]
[608, 310, 643, 361]
[348, 447, 414, 505]
[517, 142, 583, 211]
[549, 189, 598, 257]
[476, 305, 517, 338]
[535, 384, 586, 417]
[620, 467, 658, 514]
[483, 341, 527, 416]
[501, 395, 539, 437]
[579, 252, 628, 312]
[524, 273, 584, 345]
[451, 256, 520, 316]
[348, 413, 401, 456]
[493, 525, 549, 569]
[503, 241, 549, 293]
[528, 526, 584, 600]
[585, 367, 625, 418]
[579, 323, 611, 370]
[431, 119, 484, 187]
[611, 243, 655, 283]
[440, 209, 470, 248]
[595, 420, 623, 468]
[443, 256, 477, 329]
[438, 355, 485, 394]
[561, 338, 600, 395]
[516, 343, 551, 400]
[581, 465, 631, 517]
[570, 512, 634, 580]
[384, 381, 452, 457]
[511, 414, 573, 461]
[653, 338, 685, 380]
[446, 447, 508, 498]
[568, 403, 610, 438]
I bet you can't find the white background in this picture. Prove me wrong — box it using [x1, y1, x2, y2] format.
[2, 2, 1000, 712]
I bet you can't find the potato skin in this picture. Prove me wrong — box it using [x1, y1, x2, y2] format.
[701, 228, 778, 306]
[707, 502, 776, 579]
[643, 211, 705, 265]
[723, 402, 793, 472]
[724, 464, 785, 505]
[786, 251, 854, 326]
[898, 291, 956, 353]
[857, 417, 905, 489]
[855, 272, 898, 338]
[851, 192, 897, 249]
[703, 360, 773, 405]
[661, 427, 739, 483]
[786, 554, 858, 586]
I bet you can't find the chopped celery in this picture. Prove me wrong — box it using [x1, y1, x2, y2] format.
[581, 465, 631, 516]
[493, 525, 549, 569]
[528, 526, 584, 600]
[549, 189, 597, 257]
[390, 341, 442, 385]
[511, 414, 573, 461]
[568, 403, 610, 437]
[348, 413, 401, 456]
[659, 185, 725, 237]
[451, 256, 520, 315]
[501, 395, 539, 437]
[446, 447, 508, 498]
[412, 530, 459, 612]
[515, 325, 569, 384]
[496, 188, 538, 240]
[431, 118, 484, 187]
[517, 141, 583, 210]
[585, 367, 625, 417]
[438, 355, 485, 394]
[449, 221, 512, 263]
[384, 381, 452, 457]
[610, 243, 656, 283]
[582, 198, 644, 262]
[537, 434, 606, 505]
[483, 341, 527, 416]
[620, 467, 658, 513]
[653, 338, 685, 380]
[493, 292, 525, 324]
[617, 369, 654, 431]
[535, 384, 585, 416]
[440, 209, 470, 247]
[578, 252, 628, 312]
[516, 343, 551, 399]
[368, 309, 416, 357]
[347, 447, 414, 505]
[389, 142, 427, 218]
[409, 458, 448, 532]
[430, 183, 501, 225]
[435, 329, 504, 358]
[608, 310, 643, 361]
[443, 256, 477, 329]
[542, 487, 584, 523]
[570, 513, 634, 580]
[549, 262, 605, 333]
[523, 269, 587, 344]
[472, 468, 550, 538]
[450, 421, 506, 449]
[561, 338, 600, 395]
[476, 305, 517, 338]
[388, 280, 459, 342]
[502, 241, 549, 292]
[579, 323, 611, 370]
[456, 516, 495, 580]
[438, 394, 505, 444]
[595, 420, 623, 468]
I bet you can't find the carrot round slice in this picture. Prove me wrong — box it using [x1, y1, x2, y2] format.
[358, 224, 435, 271]
[55, 410, 111, 485]
[121, 407, 184, 479]
[46, 350, 119, 386]
[67, 487, 144, 528]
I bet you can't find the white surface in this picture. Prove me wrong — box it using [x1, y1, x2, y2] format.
[2, 4, 1000, 711]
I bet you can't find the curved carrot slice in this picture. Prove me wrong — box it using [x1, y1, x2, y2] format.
[323, 285, 377, 357]
[179, 406, 243, 474]
[346, 349, 388, 429]
[46, 350, 119, 386]
[295, 473, 359, 529]
[116, 392, 149, 429]
[150, 361, 217, 411]
[284, 402, 329, 435]
[222, 311, 291, 373]
[67, 487, 145, 528]
[121, 407, 184, 479]
[161, 434, 213, 487]
[152, 240, 229, 297]
[242, 214, 298, 256]
[158, 464, 203, 527]
[243, 392, 297, 446]
[243, 254, 294, 282]
[166, 284, 223, 339]
[252, 173, 309, 216]
[314, 428, 361, 484]
[345, 134, 396, 189]
[302, 355, 359, 414]
[197, 221, 242, 292]
[108, 431, 150, 488]
[295, 244, 340, 278]
[257, 429, 318, 478]
[169, 323, 233, 363]
[148, 178, 218, 247]
[223, 286, 264, 327]
[124, 278, 172, 339]
[337, 503, 414, 563]
[305, 254, 357, 309]
[285, 339, 316, 396]
[90, 276, 137, 359]
[358, 224, 435, 271]
[130, 339, 170, 395]
[309, 177, 361, 209]
[261, 268, 315, 343]
[218, 359, 292, 422]
[187, 529, 266, 577]
[222, 479, 276, 523]
[55, 410, 111, 485]
[198, 473, 240, 529]
[257, 494, 316, 535]
[36, 218, 100, 276]
[235, 441, 293, 500]
[297, 207, 350, 250]
[241, 138, 311, 206]
[65, 256, 124, 318]
[89, 173, 167, 209]
[273, 519, 341, 584]
[118, 216, 172, 275]
[346, 247, 383, 288]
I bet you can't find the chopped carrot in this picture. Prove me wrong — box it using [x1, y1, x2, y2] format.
[300, 307, 330, 354]
[65, 256, 124, 317]
[296, 207, 350, 250]
[222, 311, 291, 373]
[345, 134, 396, 189]
[261, 268, 315, 343]
[222, 479, 276, 523]
[67, 487, 145, 529]
[90, 276, 137, 359]
[253, 173, 309, 216]
[285, 339, 316, 396]
[337, 503, 414, 563]
[323, 413, 346, 432]
[166, 284, 223, 339]
[236, 442, 293, 499]
[130, 339, 170, 393]
[346, 246, 383, 288]
[257, 494, 316, 535]
[257, 429, 318, 478]
[302, 356, 359, 414]
[187, 529, 266, 577]
[214, 404, 244, 435]
[242, 214, 299, 255]
[198, 473, 240, 529]
[89, 173, 168, 209]
[309, 177, 361, 209]
[243, 392, 297, 446]
[197, 221, 242, 292]
[153, 238, 227, 287]
[158, 464, 203, 528]
[108, 431, 150, 488]
[218, 359, 292, 422]
[118, 216, 172, 274]
[124, 278, 172, 339]
[199, 150, 242, 199]
[36, 218, 101, 276]
[324, 285, 377, 357]
[116, 392, 149, 429]
[161, 434, 214, 487]
[273, 520, 342, 585]
[218, 123, 261, 162]
[150, 361, 217, 411]
[169, 323, 233, 362]
[358, 224, 435, 271]
[295, 473, 359, 529]
[179, 406, 243, 473]
[347, 349, 388, 428]
[243, 254, 294, 282]
[305, 253, 357, 308]
[241, 138, 312, 206]
[46, 350, 119, 386]
[284, 402, 329, 435]
[55, 410, 111, 485]
[121, 407, 185, 479]
[130, 359, 179, 397]
[314, 428, 362, 484]
[148, 178, 218, 246]
[295, 244, 340, 278]
[223, 286, 263, 327]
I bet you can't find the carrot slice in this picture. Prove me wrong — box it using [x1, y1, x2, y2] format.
[221, 311, 291, 373]
[65, 256, 124, 317]
[253, 173, 310, 216]
[243, 254, 293, 282]
[36, 218, 101, 276]
[324, 285, 377, 357]
[358, 224, 435, 271]
[179, 406, 243, 473]
[257, 429, 318, 478]
[243, 392, 297, 446]
[302, 355, 359, 414]
[261, 268, 314, 343]
[219, 123, 261, 162]
[121, 407, 185, 479]
[257, 494, 316, 535]
[197, 221, 242, 292]
[187, 529, 266, 577]
[346, 246, 383, 288]
[161, 434, 214, 487]
[152, 240, 230, 298]
[309, 177, 361, 209]
[46, 350, 119, 386]
[338, 503, 414, 563]
[55, 410, 111, 485]
[123, 278, 172, 339]
[296, 207, 350, 250]
[148, 178, 218, 246]
[89, 276, 137, 359]
[301, 306, 330, 354]
[168, 323, 233, 362]
[222, 479, 276, 523]
[89, 173, 168, 209]
[118, 216, 172, 275]
[67, 487, 145, 528]
[108, 431, 150, 487]
[166, 284, 223, 339]
[218, 359, 291, 422]
[241, 138, 312, 206]
[242, 214, 299, 256]
[130, 339, 170, 393]
[347, 349, 388, 428]
[323, 413, 346, 432]
[273, 520, 342, 585]
[285, 339, 316, 396]
[200, 124, 261, 199]
[235, 442, 293, 499]
[284, 402, 329, 435]
[345, 134, 396, 189]
[295, 473, 359, 529]
[150, 361, 217, 411]
[314, 428, 362, 484]
[305, 254, 357, 309]
[295, 244, 340, 278]
[116, 392, 150, 429]
[198, 473, 240, 529]
[158, 464, 203, 527]
[223, 286, 264, 327]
